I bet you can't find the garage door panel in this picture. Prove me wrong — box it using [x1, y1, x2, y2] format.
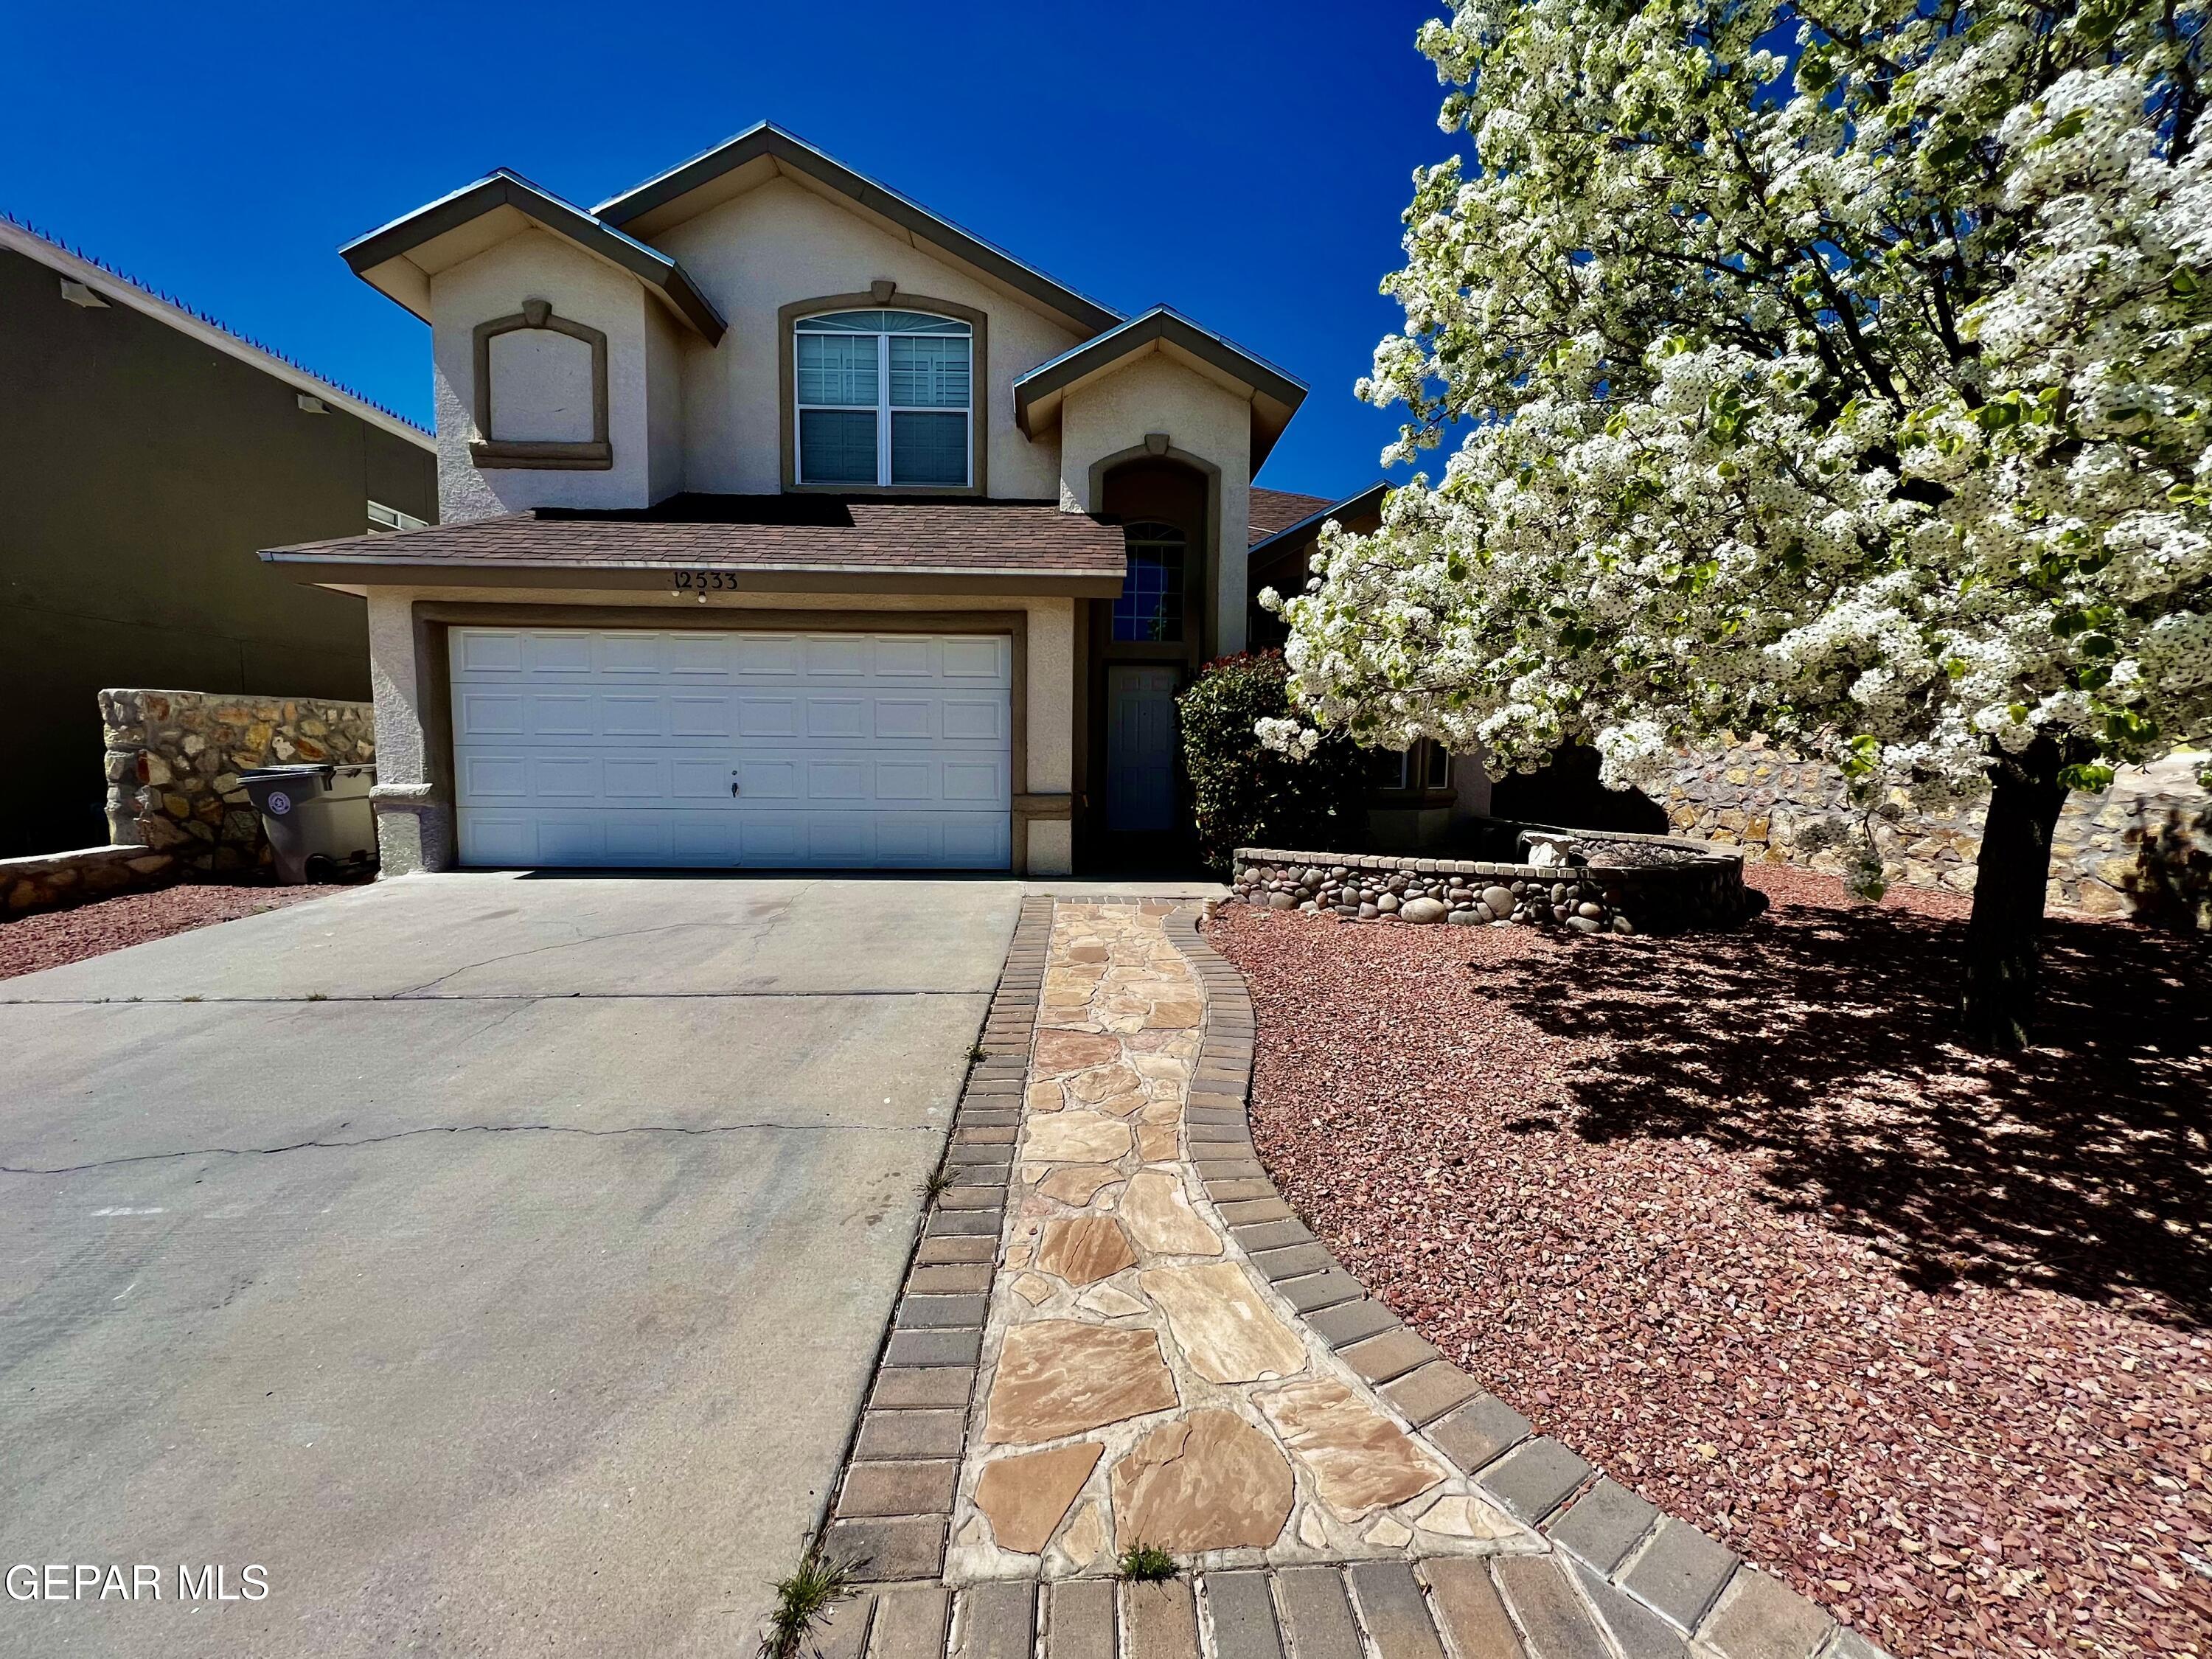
[805, 637, 868, 677]
[942, 698, 1006, 742]
[671, 695, 732, 737]
[941, 637, 1006, 681]
[734, 636, 801, 677]
[529, 633, 594, 675]
[458, 689, 527, 737]
[461, 755, 531, 800]
[670, 815, 739, 863]
[736, 695, 799, 737]
[451, 628, 1009, 869]
[807, 760, 869, 801]
[874, 761, 933, 801]
[873, 637, 932, 677]
[873, 699, 935, 740]
[531, 693, 594, 737]
[603, 758, 666, 799]
[599, 634, 664, 675]
[737, 815, 807, 863]
[672, 759, 731, 799]
[943, 759, 1006, 804]
[737, 759, 801, 799]
[456, 630, 526, 674]
[805, 698, 867, 739]
[531, 757, 599, 799]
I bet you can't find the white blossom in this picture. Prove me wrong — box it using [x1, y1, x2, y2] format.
[1270, 0, 2211, 802]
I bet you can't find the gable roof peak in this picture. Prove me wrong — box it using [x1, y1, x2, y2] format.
[591, 121, 1121, 338]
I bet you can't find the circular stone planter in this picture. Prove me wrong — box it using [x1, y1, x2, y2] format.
[1229, 821, 1768, 935]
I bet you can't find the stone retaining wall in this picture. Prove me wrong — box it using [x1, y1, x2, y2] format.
[1666, 740, 2211, 927]
[100, 688, 375, 875]
[1228, 826, 1764, 935]
[1, 844, 179, 917]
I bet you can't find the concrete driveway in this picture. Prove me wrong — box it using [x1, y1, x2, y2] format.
[0, 874, 1022, 1657]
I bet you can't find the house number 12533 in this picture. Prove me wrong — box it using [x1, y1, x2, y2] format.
[671, 569, 740, 593]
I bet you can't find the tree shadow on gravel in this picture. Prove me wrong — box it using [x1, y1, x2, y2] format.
[1481, 895, 2212, 1328]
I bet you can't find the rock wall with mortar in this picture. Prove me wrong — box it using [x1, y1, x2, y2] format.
[1666, 740, 2211, 928]
[100, 689, 375, 874]
[1, 844, 178, 917]
[1229, 829, 1764, 936]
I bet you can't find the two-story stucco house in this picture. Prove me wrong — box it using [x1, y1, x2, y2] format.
[263, 123, 1336, 877]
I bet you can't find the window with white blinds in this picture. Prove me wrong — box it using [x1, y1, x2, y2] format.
[796, 310, 973, 487]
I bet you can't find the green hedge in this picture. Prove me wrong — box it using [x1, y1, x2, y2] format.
[1178, 651, 1368, 874]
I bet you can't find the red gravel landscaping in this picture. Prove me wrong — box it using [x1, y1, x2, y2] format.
[0, 882, 348, 981]
[1209, 868, 2211, 1659]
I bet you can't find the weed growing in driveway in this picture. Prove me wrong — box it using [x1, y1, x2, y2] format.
[1116, 1542, 1178, 1582]
[968, 1044, 988, 1062]
[757, 1545, 858, 1659]
[917, 1164, 956, 1204]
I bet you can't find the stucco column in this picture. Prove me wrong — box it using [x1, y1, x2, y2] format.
[1023, 598, 1075, 876]
[1214, 473, 1251, 656]
[364, 591, 453, 874]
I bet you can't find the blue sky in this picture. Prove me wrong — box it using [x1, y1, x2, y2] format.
[4, 1, 1466, 502]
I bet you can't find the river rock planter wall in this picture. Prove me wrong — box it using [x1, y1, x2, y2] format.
[1229, 827, 1766, 936]
[100, 688, 375, 874]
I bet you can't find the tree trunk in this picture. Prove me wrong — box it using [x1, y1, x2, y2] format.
[1960, 736, 2078, 1051]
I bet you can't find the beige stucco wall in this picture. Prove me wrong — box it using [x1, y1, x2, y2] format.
[1057, 352, 1253, 654]
[644, 299, 687, 502]
[655, 178, 1081, 498]
[429, 229, 656, 521]
[355, 584, 1076, 877]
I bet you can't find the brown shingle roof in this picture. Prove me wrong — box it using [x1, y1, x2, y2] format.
[263, 495, 1127, 578]
[1248, 488, 1337, 545]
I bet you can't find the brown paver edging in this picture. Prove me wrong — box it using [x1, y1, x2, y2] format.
[818, 895, 1055, 1602]
[1160, 901, 1891, 1659]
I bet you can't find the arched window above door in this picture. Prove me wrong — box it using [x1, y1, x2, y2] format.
[1113, 521, 1186, 644]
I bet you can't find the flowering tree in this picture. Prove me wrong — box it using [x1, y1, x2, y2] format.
[1265, 0, 2210, 1046]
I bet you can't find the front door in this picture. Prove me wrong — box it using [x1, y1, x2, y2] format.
[1105, 665, 1178, 832]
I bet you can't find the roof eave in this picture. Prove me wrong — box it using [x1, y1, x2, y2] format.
[258, 548, 1124, 598]
[341, 173, 727, 344]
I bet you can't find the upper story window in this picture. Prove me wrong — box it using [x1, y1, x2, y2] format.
[1113, 521, 1186, 643]
[795, 310, 972, 487]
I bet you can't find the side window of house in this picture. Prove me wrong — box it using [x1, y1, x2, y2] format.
[1368, 749, 1409, 790]
[795, 310, 972, 487]
[1425, 744, 1451, 788]
[1113, 522, 1186, 643]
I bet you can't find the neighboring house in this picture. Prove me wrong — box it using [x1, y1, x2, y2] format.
[262, 122, 1332, 876]
[0, 215, 438, 858]
[1245, 481, 1492, 846]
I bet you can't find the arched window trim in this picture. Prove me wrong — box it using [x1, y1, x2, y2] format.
[469, 299, 611, 472]
[777, 292, 990, 495]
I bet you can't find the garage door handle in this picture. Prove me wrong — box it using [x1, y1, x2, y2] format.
[730, 771, 740, 798]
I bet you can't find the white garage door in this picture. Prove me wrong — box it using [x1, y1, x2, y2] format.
[448, 627, 1012, 869]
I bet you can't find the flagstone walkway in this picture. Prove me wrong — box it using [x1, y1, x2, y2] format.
[812, 899, 1885, 1659]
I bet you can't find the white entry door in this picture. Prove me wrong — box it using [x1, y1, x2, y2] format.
[1105, 665, 1179, 832]
[448, 627, 1012, 869]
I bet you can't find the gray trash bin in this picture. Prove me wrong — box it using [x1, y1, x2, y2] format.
[238, 764, 378, 884]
